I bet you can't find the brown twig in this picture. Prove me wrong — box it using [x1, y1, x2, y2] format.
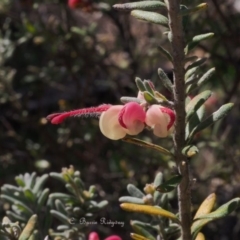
[167, 1, 192, 239]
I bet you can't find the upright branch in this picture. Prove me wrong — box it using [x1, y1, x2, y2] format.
[167, 0, 192, 239]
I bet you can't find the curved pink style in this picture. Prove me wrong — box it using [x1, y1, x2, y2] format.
[145, 105, 175, 137]
[99, 102, 146, 140]
[46, 104, 111, 124]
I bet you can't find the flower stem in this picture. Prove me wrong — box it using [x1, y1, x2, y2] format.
[166, 1, 192, 239]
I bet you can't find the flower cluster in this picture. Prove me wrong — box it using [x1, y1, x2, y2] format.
[46, 81, 175, 140]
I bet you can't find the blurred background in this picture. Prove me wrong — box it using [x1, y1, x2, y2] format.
[1, 0, 240, 239]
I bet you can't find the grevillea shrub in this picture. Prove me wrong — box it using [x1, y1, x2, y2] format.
[1, 0, 240, 240]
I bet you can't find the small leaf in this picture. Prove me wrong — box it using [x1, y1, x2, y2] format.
[180, 3, 207, 16]
[185, 66, 201, 81]
[186, 58, 207, 71]
[182, 145, 199, 157]
[143, 91, 158, 104]
[135, 77, 146, 92]
[121, 97, 142, 104]
[185, 33, 214, 54]
[50, 210, 70, 224]
[130, 233, 150, 240]
[153, 172, 163, 188]
[131, 222, 155, 240]
[158, 68, 173, 92]
[191, 198, 240, 239]
[122, 137, 173, 156]
[119, 196, 145, 204]
[186, 90, 212, 120]
[157, 45, 173, 62]
[196, 198, 240, 220]
[113, 1, 166, 11]
[187, 103, 234, 142]
[187, 68, 215, 93]
[127, 184, 145, 198]
[23, 189, 35, 202]
[194, 193, 217, 219]
[143, 80, 155, 95]
[156, 175, 182, 193]
[19, 215, 38, 240]
[131, 10, 168, 26]
[120, 203, 179, 222]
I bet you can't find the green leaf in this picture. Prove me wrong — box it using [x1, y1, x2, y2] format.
[158, 68, 173, 92]
[121, 97, 142, 104]
[185, 66, 201, 81]
[19, 215, 38, 240]
[180, 3, 207, 16]
[187, 68, 215, 93]
[143, 80, 155, 95]
[32, 174, 48, 194]
[127, 184, 145, 198]
[157, 45, 173, 62]
[55, 199, 67, 215]
[119, 196, 145, 204]
[50, 210, 70, 225]
[135, 77, 146, 92]
[186, 58, 207, 71]
[113, 1, 166, 11]
[143, 91, 158, 104]
[131, 10, 168, 26]
[153, 172, 163, 188]
[156, 175, 182, 193]
[36, 188, 50, 212]
[182, 145, 199, 157]
[23, 188, 35, 202]
[196, 198, 240, 220]
[131, 222, 155, 240]
[186, 90, 212, 120]
[191, 198, 240, 239]
[187, 103, 234, 142]
[15, 177, 25, 187]
[185, 33, 214, 54]
[122, 137, 173, 156]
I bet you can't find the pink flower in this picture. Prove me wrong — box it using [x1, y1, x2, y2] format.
[46, 102, 175, 139]
[88, 232, 122, 240]
[99, 102, 146, 140]
[145, 105, 175, 138]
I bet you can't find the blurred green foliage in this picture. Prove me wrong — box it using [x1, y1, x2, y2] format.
[1, 0, 240, 239]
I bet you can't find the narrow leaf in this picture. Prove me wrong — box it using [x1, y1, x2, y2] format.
[121, 97, 142, 104]
[122, 137, 173, 156]
[196, 198, 240, 220]
[188, 103, 234, 141]
[186, 90, 212, 120]
[131, 10, 168, 26]
[194, 193, 217, 219]
[187, 68, 215, 93]
[119, 196, 145, 204]
[185, 33, 214, 54]
[143, 80, 155, 95]
[186, 58, 207, 71]
[130, 233, 150, 240]
[19, 215, 38, 240]
[50, 210, 70, 224]
[157, 45, 173, 62]
[131, 223, 155, 240]
[143, 91, 158, 104]
[120, 203, 179, 222]
[156, 175, 182, 193]
[135, 77, 146, 92]
[181, 3, 207, 16]
[127, 184, 145, 198]
[113, 1, 166, 11]
[153, 172, 163, 188]
[158, 68, 173, 92]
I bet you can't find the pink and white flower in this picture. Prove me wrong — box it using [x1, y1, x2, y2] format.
[88, 232, 122, 240]
[46, 102, 175, 140]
